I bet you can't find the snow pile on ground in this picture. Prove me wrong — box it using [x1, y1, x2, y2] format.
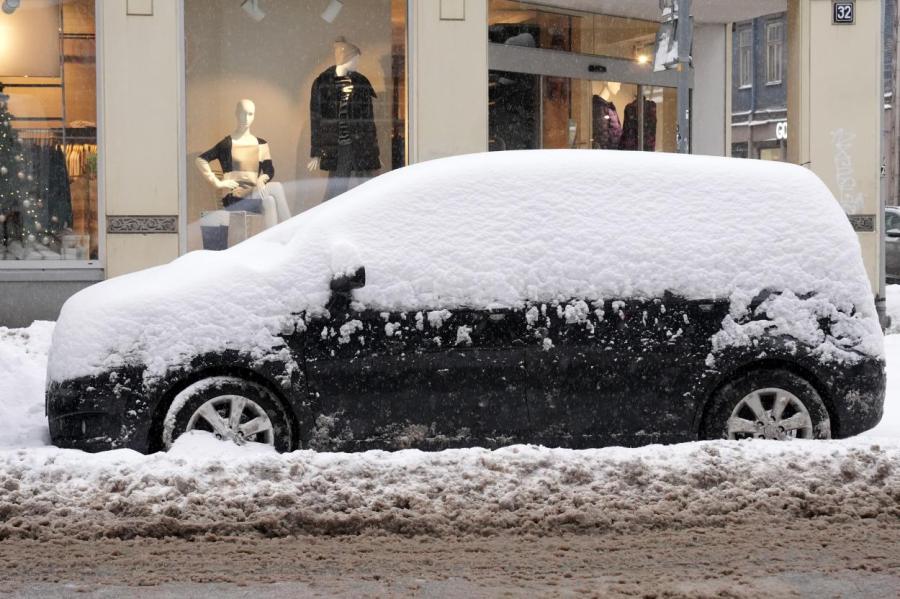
[0, 434, 897, 541]
[0, 321, 53, 448]
[48, 150, 879, 384]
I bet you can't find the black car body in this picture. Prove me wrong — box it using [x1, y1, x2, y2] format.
[47, 151, 886, 452]
[48, 289, 884, 452]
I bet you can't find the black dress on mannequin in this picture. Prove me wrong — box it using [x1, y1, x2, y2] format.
[310, 66, 380, 200]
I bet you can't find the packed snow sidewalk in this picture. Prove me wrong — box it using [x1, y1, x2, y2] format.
[0, 318, 898, 541]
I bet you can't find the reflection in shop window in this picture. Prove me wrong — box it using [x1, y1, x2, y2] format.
[185, 0, 407, 252]
[766, 21, 784, 84]
[738, 27, 753, 88]
[488, 0, 658, 60]
[0, 0, 98, 263]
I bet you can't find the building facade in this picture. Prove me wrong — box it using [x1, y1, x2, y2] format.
[731, 12, 789, 161]
[0, 0, 890, 326]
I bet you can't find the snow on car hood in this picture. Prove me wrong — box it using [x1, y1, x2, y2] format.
[48, 150, 882, 384]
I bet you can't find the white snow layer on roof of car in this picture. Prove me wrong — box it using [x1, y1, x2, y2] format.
[48, 150, 881, 383]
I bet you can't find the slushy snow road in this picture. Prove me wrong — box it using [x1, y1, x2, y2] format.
[0, 299, 898, 596]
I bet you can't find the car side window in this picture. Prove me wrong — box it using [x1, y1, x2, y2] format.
[887, 211, 900, 231]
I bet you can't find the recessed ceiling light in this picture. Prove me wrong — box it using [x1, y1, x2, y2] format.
[321, 0, 343, 23]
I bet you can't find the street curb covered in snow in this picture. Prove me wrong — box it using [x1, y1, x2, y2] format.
[1, 435, 897, 541]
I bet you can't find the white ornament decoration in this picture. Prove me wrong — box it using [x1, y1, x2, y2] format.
[22, 199, 31, 208]
[0, 166, 7, 176]
[27, 234, 36, 242]
[42, 236, 50, 246]
[16, 171, 24, 180]
[34, 222, 43, 231]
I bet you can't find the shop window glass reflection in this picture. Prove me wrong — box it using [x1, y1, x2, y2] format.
[490, 75, 678, 153]
[185, 0, 407, 252]
[0, 0, 98, 263]
[489, 0, 658, 61]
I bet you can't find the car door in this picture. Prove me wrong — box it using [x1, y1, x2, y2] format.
[303, 304, 529, 450]
[524, 297, 706, 447]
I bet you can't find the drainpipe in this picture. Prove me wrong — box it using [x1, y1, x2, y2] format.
[676, 0, 693, 153]
[749, 19, 758, 158]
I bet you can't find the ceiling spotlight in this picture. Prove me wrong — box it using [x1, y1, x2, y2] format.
[241, 0, 265, 22]
[2, 0, 21, 15]
[321, 0, 343, 23]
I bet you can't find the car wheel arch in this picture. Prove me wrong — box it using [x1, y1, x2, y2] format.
[694, 358, 838, 440]
[147, 366, 300, 453]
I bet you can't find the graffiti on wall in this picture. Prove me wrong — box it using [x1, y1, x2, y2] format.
[830, 128, 866, 214]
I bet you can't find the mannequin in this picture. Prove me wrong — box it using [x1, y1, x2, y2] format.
[308, 37, 380, 201]
[195, 99, 290, 231]
[592, 83, 622, 150]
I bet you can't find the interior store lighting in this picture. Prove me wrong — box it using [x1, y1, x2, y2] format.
[637, 54, 651, 65]
[2, 0, 21, 16]
[241, 0, 265, 22]
[321, 0, 343, 23]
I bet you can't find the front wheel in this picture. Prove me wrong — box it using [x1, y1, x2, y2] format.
[702, 370, 831, 441]
[162, 376, 293, 451]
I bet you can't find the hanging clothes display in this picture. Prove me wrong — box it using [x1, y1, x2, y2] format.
[619, 98, 657, 152]
[591, 95, 622, 150]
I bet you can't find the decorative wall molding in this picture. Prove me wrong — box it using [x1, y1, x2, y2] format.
[107, 215, 178, 234]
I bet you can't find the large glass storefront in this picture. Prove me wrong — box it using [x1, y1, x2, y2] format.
[184, 0, 407, 252]
[488, 0, 679, 154]
[0, 0, 98, 263]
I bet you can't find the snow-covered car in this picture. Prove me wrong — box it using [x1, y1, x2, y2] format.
[46, 151, 885, 453]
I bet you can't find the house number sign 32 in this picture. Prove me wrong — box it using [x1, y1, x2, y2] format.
[833, 1, 855, 25]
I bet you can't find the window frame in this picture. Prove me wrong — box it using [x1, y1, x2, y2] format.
[765, 20, 784, 85]
[737, 26, 753, 89]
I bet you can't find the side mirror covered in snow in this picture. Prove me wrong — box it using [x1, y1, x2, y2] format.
[330, 266, 366, 294]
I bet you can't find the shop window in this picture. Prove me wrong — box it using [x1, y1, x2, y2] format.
[489, 74, 678, 154]
[0, 0, 98, 264]
[184, 0, 407, 252]
[738, 27, 753, 88]
[766, 21, 784, 84]
[489, 0, 659, 62]
[731, 142, 749, 159]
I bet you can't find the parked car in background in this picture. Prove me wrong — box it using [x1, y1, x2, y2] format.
[46, 151, 885, 453]
[885, 206, 900, 283]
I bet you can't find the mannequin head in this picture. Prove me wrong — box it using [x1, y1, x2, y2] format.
[334, 37, 361, 69]
[235, 99, 256, 131]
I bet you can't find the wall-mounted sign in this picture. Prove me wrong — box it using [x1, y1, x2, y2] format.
[775, 121, 788, 141]
[833, 1, 855, 25]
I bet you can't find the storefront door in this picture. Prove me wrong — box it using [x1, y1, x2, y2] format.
[487, 0, 689, 154]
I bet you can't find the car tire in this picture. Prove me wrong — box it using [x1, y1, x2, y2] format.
[161, 376, 293, 452]
[702, 369, 831, 441]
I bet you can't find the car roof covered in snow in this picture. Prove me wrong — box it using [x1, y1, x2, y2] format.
[49, 150, 880, 383]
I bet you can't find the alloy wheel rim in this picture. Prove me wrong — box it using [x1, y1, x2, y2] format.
[185, 394, 275, 446]
[727, 387, 814, 440]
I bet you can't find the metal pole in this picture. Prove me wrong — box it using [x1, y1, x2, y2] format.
[676, 0, 692, 153]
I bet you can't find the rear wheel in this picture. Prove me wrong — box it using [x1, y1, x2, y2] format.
[702, 370, 831, 440]
[162, 376, 293, 451]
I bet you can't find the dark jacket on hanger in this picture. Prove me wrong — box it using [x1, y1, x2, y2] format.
[310, 66, 380, 172]
[591, 95, 622, 150]
[619, 99, 657, 152]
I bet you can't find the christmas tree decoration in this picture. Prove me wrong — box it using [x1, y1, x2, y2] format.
[0, 84, 66, 255]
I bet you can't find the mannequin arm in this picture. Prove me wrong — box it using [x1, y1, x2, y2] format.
[195, 156, 237, 190]
[259, 142, 275, 182]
